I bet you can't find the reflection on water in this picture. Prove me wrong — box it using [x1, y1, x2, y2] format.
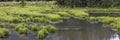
[48, 18, 120, 40]
[110, 33, 120, 40]
[1, 18, 120, 40]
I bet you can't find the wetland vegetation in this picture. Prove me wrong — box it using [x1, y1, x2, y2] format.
[0, 0, 120, 40]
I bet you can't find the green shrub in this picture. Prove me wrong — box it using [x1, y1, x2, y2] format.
[46, 14, 62, 22]
[38, 29, 48, 39]
[0, 23, 5, 28]
[30, 25, 39, 31]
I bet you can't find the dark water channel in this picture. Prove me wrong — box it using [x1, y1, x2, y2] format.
[1, 18, 120, 40]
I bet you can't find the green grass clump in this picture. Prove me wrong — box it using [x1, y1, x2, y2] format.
[38, 25, 57, 39]
[0, 23, 5, 28]
[97, 17, 115, 24]
[2, 28, 10, 36]
[38, 29, 48, 39]
[40, 26, 45, 30]
[46, 14, 62, 22]
[25, 16, 34, 22]
[12, 17, 22, 23]
[45, 25, 57, 33]
[89, 17, 99, 23]
[30, 25, 39, 31]
[33, 17, 46, 23]
[15, 23, 28, 34]
[0, 28, 10, 38]
[40, 25, 57, 33]
[57, 12, 71, 18]
[73, 11, 89, 19]
[116, 23, 120, 30]
[10, 23, 15, 28]
[0, 31, 4, 38]
[15, 23, 27, 31]
[114, 18, 120, 30]
[18, 28, 29, 34]
[89, 9, 120, 13]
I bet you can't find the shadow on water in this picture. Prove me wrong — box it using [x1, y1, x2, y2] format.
[1, 17, 120, 40]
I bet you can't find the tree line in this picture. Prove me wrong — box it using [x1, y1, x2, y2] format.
[56, 0, 120, 7]
[0, 0, 52, 2]
[0, 0, 120, 7]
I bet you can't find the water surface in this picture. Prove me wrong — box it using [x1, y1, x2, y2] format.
[1, 18, 120, 40]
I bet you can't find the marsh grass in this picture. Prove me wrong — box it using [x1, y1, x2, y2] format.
[0, 2, 120, 39]
[10, 23, 15, 28]
[89, 9, 120, 13]
[89, 17, 99, 23]
[0, 28, 10, 38]
[72, 11, 89, 20]
[45, 25, 57, 33]
[56, 12, 71, 19]
[38, 25, 57, 39]
[18, 28, 29, 34]
[97, 17, 115, 24]
[38, 29, 48, 39]
[0, 23, 5, 28]
[33, 17, 46, 23]
[30, 25, 39, 31]
[46, 14, 62, 22]
[40, 25, 57, 33]
[15, 23, 28, 34]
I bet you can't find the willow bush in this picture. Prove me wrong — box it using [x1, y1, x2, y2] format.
[55, 0, 120, 7]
